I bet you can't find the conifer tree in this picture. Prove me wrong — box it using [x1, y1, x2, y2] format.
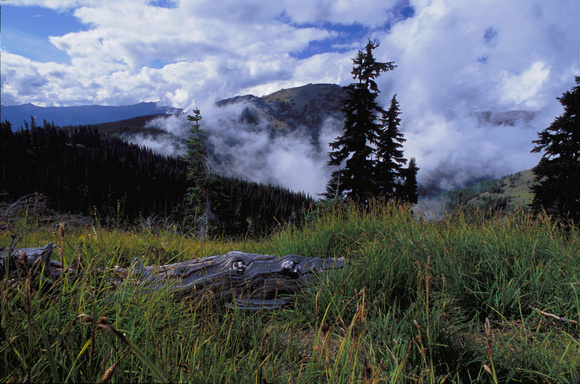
[182, 108, 215, 239]
[323, 170, 343, 201]
[399, 157, 419, 204]
[531, 76, 580, 224]
[327, 39, 396, 204]
[376, 94, 407, 199]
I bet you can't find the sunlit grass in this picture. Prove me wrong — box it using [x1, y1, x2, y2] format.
[1, 202, 579, 383]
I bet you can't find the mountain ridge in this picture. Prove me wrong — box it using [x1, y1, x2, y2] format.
[216, 83, 346, 139]
[442, 168, 536, 211]
[1, 102, 179, 128]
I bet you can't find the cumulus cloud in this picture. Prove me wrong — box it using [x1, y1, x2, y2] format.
[2, 0, 579, 195]
[498, 62, 550, 108]
[3, 0, 340, 107]
[369, 0, 580, 193]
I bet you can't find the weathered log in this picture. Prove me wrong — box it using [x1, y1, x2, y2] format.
[1, 244, 344, 310]
[111, 252, 344, 308]
[0, 242, 70, 281]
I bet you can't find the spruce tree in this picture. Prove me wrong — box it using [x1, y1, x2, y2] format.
[399, 157, 419, 204]
[327, 39, 396, 204]
[323, 170, 344, 201]
[376, 94, 407, 199]
[182, 108, 215, 239]
[531, 76, 580, 224]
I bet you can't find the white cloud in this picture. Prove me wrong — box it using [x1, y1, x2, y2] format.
[145, 104, 343, 195]
[2, 0, 108, 9]
[282, 0, 401, 27]
[3, 0, 340, 108]
[372, 0, 580, 192]
[498, 62, 550, 108]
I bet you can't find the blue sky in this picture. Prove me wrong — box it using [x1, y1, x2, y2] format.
[1, 0, 421, 109]
[1, 0, 579, 194]
[2, 6, 88, 63]
[2, 4, 377, 63]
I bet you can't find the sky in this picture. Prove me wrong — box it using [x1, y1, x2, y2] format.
[2, 0, 580, 196]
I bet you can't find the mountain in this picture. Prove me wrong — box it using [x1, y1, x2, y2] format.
[216, 83, 346, 141]
[416, 168, 537, 220]
[89, 114, 169, 136]
[202, 83, 347, 190]
[2, 83, 344, 134]
[218, 83, 345, 124]
[474, 110, 538, 126]
[102, 83, 349, 188]
[0, 102, 178, 128]
[2, 84, 539, 199]
[444, 168, 536, 212]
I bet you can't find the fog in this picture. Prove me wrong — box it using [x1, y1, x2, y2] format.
[120, 94, 556, 200]
[126, 101, 343, 197]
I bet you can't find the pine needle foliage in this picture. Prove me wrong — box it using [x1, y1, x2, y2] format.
[181, 108, 217, 239]
[531, 76, 580, 225]
[326, 40, 417, 205]
[376, 94, 408, 199]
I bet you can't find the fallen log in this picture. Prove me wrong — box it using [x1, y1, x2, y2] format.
[1, 243, 344, 310]
[0, 242, 69, 281]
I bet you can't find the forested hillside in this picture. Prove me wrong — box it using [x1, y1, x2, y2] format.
[443, 169, 536, 214]
[0, 120, 313, 237]
[79, 114, 169, 137]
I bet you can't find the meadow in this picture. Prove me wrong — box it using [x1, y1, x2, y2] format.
[1, 202, 579, 383]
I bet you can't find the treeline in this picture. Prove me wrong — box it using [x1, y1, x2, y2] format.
[0, 120, 185, 221]
[217, 177, 313, 237]
[444, 178, 511, 215]
[0, 120, 313, 237]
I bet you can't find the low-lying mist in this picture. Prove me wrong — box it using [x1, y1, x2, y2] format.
[123, 99, 546, 200]
[127, 101, 343, 197]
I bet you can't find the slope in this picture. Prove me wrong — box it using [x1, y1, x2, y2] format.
[444, 168, 536, 212]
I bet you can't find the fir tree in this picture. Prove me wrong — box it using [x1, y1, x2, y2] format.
[327, 39, 396, 204]
[399, 157, 419, 204]
[182, 108, 216, 239]
[531, 76, 580, 224]
[323, 170, 343, 201]
[376, 94, 407, 199]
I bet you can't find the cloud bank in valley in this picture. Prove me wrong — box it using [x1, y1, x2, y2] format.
[2, 0, 579, 195]
[141, 102, 343, 196]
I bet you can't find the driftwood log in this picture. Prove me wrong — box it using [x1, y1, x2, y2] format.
[1, 243, 344, 310]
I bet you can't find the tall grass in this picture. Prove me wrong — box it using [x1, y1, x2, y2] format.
[1, 202, 579, 383]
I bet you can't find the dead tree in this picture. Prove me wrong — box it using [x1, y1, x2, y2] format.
[1, 243, 344, 310]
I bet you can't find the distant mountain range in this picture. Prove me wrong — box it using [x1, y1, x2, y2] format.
[1, 83, 345, 138]
[1, 102, 179, 128]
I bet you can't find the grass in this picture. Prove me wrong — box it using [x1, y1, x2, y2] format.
[1, 202, 579, 383]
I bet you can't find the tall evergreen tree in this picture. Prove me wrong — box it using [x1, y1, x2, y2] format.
[399, 157, 419, 204]
[182, 108, 216, 239]
[531, 76, 580, 224]
[376, 94, 407, 199]
[326, 39, 396, 204]
[324, 170, 344, 201]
